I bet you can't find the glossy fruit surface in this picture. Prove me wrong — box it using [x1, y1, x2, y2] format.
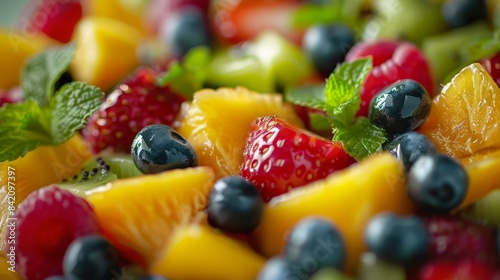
[407, 154, 468, 213]
[63, 235, 121, 280]
[71, 17, 142, 91]
[419, 63, 500, 165]
[285, 218, 346, 275]
[257, 257, 301, 280]
[369, 80, 432, 136]
[252, 153, 414, 273]
[12, 186, 101, 280]
[177, 87, 303, 179]
[87, 167, 214, 268]
[303, 24, 355, 76]
[149, 225, 265, 279]
[240, 116, 355, 201]
[385, 132, 437, 172]
[346, 41, 435, 116]
[364, 213, 428, 266]
[480, 52, 500, 87]
[131, 124, 197, 174]
[207, 176, 264, 233]
[442, 0, 487, 29]
[83, 67, 186, 154]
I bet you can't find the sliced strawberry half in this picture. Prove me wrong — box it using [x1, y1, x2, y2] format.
[212, 0, 303, 45]
[346, 40, 435, 117]
[240, 115, 355, 202]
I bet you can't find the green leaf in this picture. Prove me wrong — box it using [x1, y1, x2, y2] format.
[333, 117, 387, 161]
[156, 47, 211, 98]
[0, 100, 52, 162]
[324, 57, 372, 126]
[309, 113, 333, 132]
[291, 0, 362, 28]
[21, 44, 76, 107]
[285, 84, 327, 110]
[51, 82, 103, 145]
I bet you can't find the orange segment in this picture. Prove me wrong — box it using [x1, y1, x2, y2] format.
[419, 63, 500, 165]
[0, 134, 91, 251]
[86, 167, 215, 268]
[251, 153, 414, 273]
[177, 87, 303, 179]
[150, 225, 265, 280]
[71, 17, 142, 91]
[0, 29, 52, 89]
[456, 155, 500, 210]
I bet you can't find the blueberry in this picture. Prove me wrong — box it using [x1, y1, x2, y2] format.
[407, 154, 468, 213]
[131, 124, 198, 174]
[164, 7, 211, 56]
[385, 132, 437, 171]
[369, 80, 432, 137]
[63, 235, 121, 280]
[303, 24, 355, 76]
[364, 213, 428, 267]
[442, 0, 487, 29]
[258, 257, 307, 280]
[284, 218, 346, 276]
[207, 176, 264, 233]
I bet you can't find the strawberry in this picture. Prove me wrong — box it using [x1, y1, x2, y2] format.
[240, 116, 355, 202]
[211, 0, 303, 45]
[20, 0, 83, 43]
[82, 67, 186, 154]
[420, 215, 498, 265]
[10, 186, 101, 280]
[346, 40, 435, 116]
[413, 260, 497, 280]
[480, 52, 500, 87]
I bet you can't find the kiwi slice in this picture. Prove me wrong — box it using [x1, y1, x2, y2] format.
[460, 190, 500, 227]
[57, 154, 141, 196]
[358, 252, 406, 280]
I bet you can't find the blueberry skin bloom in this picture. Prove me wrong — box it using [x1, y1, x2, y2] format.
[131, 124, 198, 174]
[385, 132, 437, 171]
[407, 154, 468, 214]
[207, 176, 264, 233]
[369, 80, 432, 137]
[364, 213, 429, 267]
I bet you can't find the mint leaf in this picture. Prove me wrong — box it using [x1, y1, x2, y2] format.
[285, 84, 327, 110]
[333, 117, 387, 161]
[51, 82, 103, 145]
[309, 113, 333, 132]
[22, 44, 76, 107]
[157, 47, 211, 98]
[291, 0, 362, 28]
[0, 100, 52, 162]
[324, 57, 372, 126]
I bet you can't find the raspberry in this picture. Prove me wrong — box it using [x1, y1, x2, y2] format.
[11, 186, 100, 280]
[346, 40, 435, 116]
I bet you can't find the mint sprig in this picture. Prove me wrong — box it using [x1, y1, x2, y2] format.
[286, 58, 388, 161]
[459, 30, 500, 64]
[156, 47, 211, 99]
[22, 44, 76, 107]
[0, 45, 103, 162]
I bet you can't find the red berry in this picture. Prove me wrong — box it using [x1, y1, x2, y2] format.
[480, 52, 500, 87]
[147, 0, 211, 34]
[421, 215, 498, 265]
[11, 186, 100, 280]
[211, 0, 303, 45]
[0, 87, 23, 107]
[240, 116, 355, 202]
[82, 67, 186, 154]
[346, 40, 435, 116]
[20, 0, 83, 43]
[415, 260, 496, 280]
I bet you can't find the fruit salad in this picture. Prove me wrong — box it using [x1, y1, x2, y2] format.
[2, 0, 500, 279]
